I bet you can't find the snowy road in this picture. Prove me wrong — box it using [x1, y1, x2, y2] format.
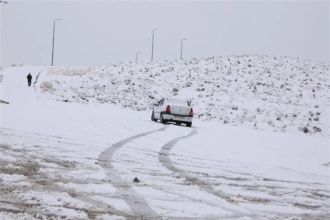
[0, 67, 329, 220]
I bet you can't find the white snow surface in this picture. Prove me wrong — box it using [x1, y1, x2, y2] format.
[0, 56, 329, 220]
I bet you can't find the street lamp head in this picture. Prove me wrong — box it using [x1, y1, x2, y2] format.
[154, 28, 158, 31]
[0, 1, 8, 3]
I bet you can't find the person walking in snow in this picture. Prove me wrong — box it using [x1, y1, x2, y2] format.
[27, 73, 32, 87]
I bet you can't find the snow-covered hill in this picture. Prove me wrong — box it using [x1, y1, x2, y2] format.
[33, 55, 329, 137]
[0, 58, 329, 219]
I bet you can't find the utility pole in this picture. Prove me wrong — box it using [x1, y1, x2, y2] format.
[181, 39, 187, 60]
[51, 19, 61, 66]
[136, 52, 140, 63]
[151, 28, 158, 62]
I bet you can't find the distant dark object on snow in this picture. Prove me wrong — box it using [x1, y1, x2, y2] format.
[0, 99, 9, 104]
[27, 73, 32, 87]
[302, 127, 309, 133]
[133, 177, 140, 183]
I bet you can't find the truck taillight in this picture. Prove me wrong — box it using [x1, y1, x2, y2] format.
[166, 105, 171, 113]
[189, 108, 193, 115]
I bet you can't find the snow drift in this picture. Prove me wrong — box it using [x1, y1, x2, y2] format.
[34, 55, 329, 137]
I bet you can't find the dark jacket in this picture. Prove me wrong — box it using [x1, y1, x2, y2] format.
[27, 74, 32, 81]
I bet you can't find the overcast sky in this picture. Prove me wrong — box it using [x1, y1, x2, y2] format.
[0, 1, 329, 66]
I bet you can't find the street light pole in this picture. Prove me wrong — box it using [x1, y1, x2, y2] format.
[181, 39, 187, 60]
[51, 19, 61, 66]
[151, 28, 158, 62]
[0, 1, 8, 4]
[136, 52, 140, 63]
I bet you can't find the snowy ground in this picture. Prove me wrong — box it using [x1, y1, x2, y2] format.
[0, 57, 329, 220]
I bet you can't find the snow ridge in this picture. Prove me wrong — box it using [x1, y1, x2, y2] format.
[37, 55, 329, 136]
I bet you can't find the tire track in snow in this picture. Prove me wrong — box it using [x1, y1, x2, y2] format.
[158, 128, 250, 217]
[0, 128, 132, 218]
[98, 125, 168, 218]
[158, 127, 230, 200]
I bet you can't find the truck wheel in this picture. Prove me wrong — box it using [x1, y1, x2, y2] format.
[151, 111, 156, 122]
[186, 122, 192, 127]
[160, 114, 166, 124]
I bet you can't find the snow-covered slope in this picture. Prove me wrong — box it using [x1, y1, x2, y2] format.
[33, 55, 329, 136]
[0, 58, 329, 219]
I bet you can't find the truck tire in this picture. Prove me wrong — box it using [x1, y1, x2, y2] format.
[160, 114, 166, 124]
[151, 111, 156, 122]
